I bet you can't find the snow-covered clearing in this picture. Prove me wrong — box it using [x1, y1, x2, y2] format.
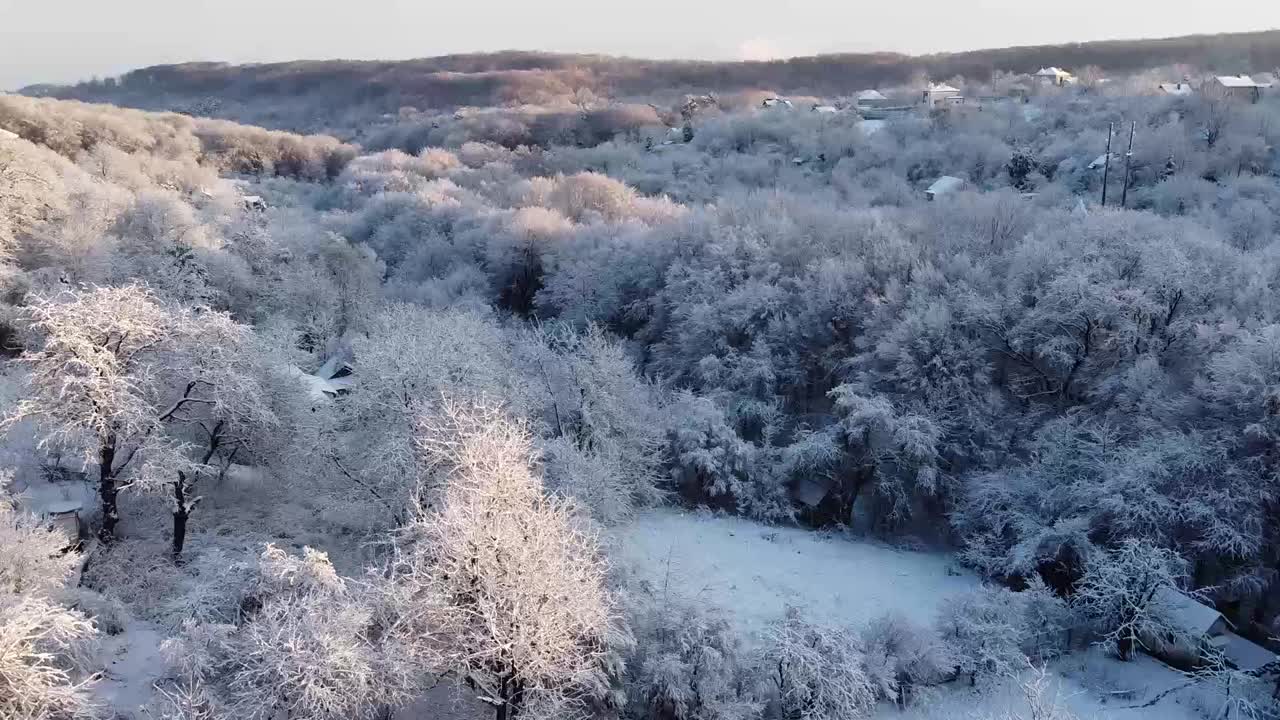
[614, 509, 979, 644]
[616, 509, 1225, 720]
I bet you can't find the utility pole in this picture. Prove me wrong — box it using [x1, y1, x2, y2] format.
[1101, 122, 1114, 207]
[1120, 121, 1136, 208]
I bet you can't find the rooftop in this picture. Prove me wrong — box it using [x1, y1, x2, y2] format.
[1216, 75, 1263, 88]
[1152, 587, 1227, 638]
[927, 175, 966, 195]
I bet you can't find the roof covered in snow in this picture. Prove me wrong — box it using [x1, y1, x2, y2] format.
[1216, 75, 1263, 88]
[1152, 587, 1228, 638]
[927, 175, 966, 195]
[1036, 67, 1072, 77]
[857, 89, 888, 101]
[1158, 82, 1193, 95]
[811, 105, 839, 113]
[1212, 632, 1277, 671]
[286, 366, 351, 403]
[926, 83, 960, 93]
[1088, 153, 1118, 170]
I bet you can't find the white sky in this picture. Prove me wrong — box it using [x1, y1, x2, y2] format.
[1, 0, 1278, 90]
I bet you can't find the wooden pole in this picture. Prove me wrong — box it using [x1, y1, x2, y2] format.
[1101, 122, 1114, 207]
[1120, 121, 1136, 208]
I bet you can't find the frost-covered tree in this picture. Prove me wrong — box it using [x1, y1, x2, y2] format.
[859, 613, 951, 707]
[342, 304, 523, 513]
[0, 475, 101, 720]
[0, 595, 101, 720]
[625, 592, 758, 720]
[520, 323, 665, 523]
[217, 545, 419, 720]
[761, 608, 876, 720]
[393, 401, 618, 720]
[827, 388, 942, 527]
[934, 586, 1028, 684]
[0, 472, 83, 596]
[6, 285, 265, 543]
[1073, 538, 1189, 660]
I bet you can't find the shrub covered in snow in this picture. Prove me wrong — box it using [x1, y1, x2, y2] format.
[859, 612, 952, 706]
[760, 607, 876, 720]
[935, 586, 1029, 684]
[625, 592, 760, 720]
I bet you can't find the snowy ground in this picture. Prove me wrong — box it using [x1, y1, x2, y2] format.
[614, 508, 979, 645]
[615, 509, 1222, 720]
[94, 620, 167, 715]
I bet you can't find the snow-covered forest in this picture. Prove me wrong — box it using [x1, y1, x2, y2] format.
[4, 54, 1280, 720]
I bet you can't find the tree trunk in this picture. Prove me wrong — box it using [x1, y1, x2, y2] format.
[98, 435, 119, 543]
[1118, 631, 1134, 661]
[172, 473, 190, 559]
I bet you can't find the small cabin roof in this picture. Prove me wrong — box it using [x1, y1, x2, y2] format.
[1152, 587, 1228, 638]
[812, 105, 839, 113]
[1216, 75, 1262, 89]
[927, 175, 965, 195]
[926, 83, 960, 93]
[1087, 153, 1115, 170]
[856, 89, 888, 101]
[1036, 67, 1072, 77]
[1217, 632, 1277, 671]
[1158, 82, 1193, 95]
[315, 354, 354, 381]
[44, 499, 83, 515]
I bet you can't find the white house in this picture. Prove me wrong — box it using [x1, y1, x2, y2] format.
[762, 97, 794, 109]
[1208, 75, 1270, 103]
[926, 175, 965, 200]
[1035, 67, 1075, 86]
[921, 83, 961, 106]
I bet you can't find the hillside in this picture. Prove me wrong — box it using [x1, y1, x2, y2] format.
[25, 29, 1280, 134]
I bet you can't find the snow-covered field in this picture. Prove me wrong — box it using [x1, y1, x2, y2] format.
[615, 509, 1218, 720]
[615, 509, 979, 645]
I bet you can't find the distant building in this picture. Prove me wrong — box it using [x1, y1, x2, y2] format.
[1207, 75, 1270, 103]
[1087, 153, 1119, 171]
[1034, 67, 1075, 86]
[926, 175, 965, 200]
[1147, 588, 1276, 671]
[811, 105, 839, 114]
[855, 89, 891, 109]
[43, 499, 85, 552]
[921, 83, 961, 106]
[762, 97, 794, 109]
[1158, 81, 1194, 96]
[241, 195, 267, 212]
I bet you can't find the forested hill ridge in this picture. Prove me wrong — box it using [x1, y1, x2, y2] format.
[23, 29, 1280, 135]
